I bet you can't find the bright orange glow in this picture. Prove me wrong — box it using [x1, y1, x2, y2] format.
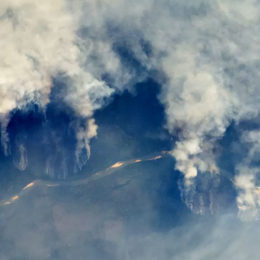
[149, 155, 162, 161]
[2, 195, 20, 206]
[135, 159, 142, 163]
[11, 195, 19, 201]
[23, 182, 35, 190]
[111, 162, 124, 168]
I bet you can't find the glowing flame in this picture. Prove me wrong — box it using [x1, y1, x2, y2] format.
[2, 195, 19, 206]
[111, 162, 124, 168]
[148, 155, 162, 161]
[11, 195, 19, 201]
[255, 187, 260, 194]
[23, 182, 35, 190]
[0, 151, 169, 208]
[238, 205, 249, 211]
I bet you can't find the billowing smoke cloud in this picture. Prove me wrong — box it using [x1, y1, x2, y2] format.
[155, 0, 260, 219]
[157, 1, 259, 177]
[1, 0, 260, 218]
[0, 0, 114, 173]
[67, 0, 260, 219]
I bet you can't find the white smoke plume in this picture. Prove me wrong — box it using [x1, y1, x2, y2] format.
[1, 0, 260, 218]
[235, 130, 260, 220]
[157, 0, 260, 183]
[77, 0, 260, 218]
[72, 0, 260, 218]
[0, 0, 113, 163]
[157, 0, 260, 218]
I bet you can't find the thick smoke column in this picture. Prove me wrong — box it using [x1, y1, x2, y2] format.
[156, 0, 260, 218]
